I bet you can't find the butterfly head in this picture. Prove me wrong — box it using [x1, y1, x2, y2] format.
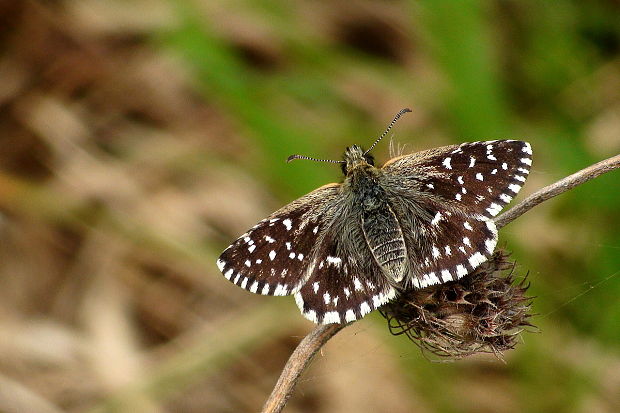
[342, 145, 374, 175]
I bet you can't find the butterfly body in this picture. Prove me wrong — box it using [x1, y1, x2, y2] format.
[217, 138, 532, 325]
[342, 146, 409, 284]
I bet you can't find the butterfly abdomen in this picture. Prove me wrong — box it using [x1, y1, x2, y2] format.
[353, 169, 408, 283]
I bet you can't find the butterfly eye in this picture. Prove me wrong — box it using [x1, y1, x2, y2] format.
[365, 153, 375, 166]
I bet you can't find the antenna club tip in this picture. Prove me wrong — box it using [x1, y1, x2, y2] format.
[286, 154, 298, 163]
[403, 108, 412, 113]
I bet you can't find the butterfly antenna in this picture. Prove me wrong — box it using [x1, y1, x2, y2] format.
[286, 154, 345, 164]
[364, 108, 412, 156]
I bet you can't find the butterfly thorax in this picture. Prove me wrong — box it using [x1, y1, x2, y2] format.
[343, 149, 409, 284]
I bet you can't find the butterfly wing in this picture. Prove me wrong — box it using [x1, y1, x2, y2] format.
[217, 183, 342, 297]
[293, 206, 397, 324]
[218, 181, 397, 325]
[381, 140, 532, 288]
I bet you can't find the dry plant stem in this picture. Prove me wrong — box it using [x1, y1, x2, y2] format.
[262, 323, 347, 413]
[262, 153, 620, 413]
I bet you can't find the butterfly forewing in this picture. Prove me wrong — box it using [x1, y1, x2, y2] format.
[383, 140, 532, 219]
[217, 184, 341, 297]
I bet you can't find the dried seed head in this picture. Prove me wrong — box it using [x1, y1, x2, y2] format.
[380, 250, 535, 360]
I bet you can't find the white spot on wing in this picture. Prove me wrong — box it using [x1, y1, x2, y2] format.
[456, 265, 468, 278]
[441, 270, 453, 282]
[345, 309, 357, 322]
[442, 157, 452, 169]
[431, 212, 442, 225]
[248, 245, 256, 253]
[216, 259, 225, 271]
[464, 221, 473, 231]
[269, 250, 276, 260]
[323, 292, 331, 305]
[485, 238, 496, 253]
[463, 237, 471, 247]
[360, 302, 371, 316]
[468, 252, 486, 268]
[326, 256, 342, 266]
[224, 269, 234, 279]
[353, 278, 363, 291]
[282, 219, 292, 230]
[245, 260, 251, 267]
[262, 284, 270, 295]
[469, 157, 476, 167]
[323, 311, 341, 324]
[514, 175, 526, 182]
[520, 158, 532, 166]
[508, 183, 521, 193]
[476, 172, 484, 181]
[499, 193, 512, 203]
[486, 203, 502, 216]
[274, 284, 288, 296]
[250, 281, 259, 293]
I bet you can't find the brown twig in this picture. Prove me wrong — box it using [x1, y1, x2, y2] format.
[262, 153, 620, 413]
[262, 323, 347, 413]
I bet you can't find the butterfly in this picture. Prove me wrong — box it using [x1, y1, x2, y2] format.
[216, 109, 532, 324]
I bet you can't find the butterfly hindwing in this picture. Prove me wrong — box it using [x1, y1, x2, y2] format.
[404, 207, 498, 288]
[294, 224, 396, 324]
[217, 184, 342, 297]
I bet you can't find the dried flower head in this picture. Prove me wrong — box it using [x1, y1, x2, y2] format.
[380, 250, 535, 359]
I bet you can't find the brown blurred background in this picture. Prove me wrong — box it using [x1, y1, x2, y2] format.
[0, 1, 619, 412]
